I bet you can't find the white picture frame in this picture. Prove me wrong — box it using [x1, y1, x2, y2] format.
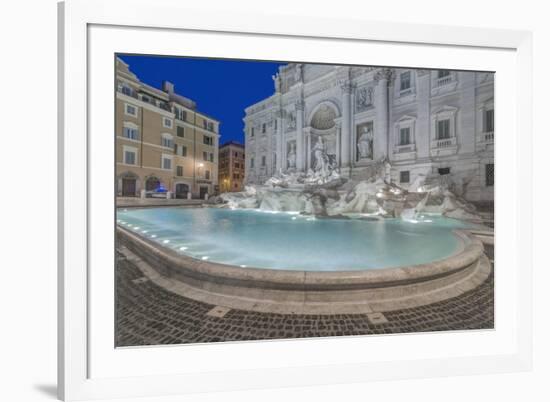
[58, 0, 533, 400]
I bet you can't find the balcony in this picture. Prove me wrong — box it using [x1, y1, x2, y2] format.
[477, 131, 494, 149]
[393, 143, 417, 161]
[436, 75, 452, 87]
[434, 138, 454, 148]
[118, 88, 172, 113]
[395, 143, 415, 153]
[430, 137, 458, 156]
[119, 87, 138, 99]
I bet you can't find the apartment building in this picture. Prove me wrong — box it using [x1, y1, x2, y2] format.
[116, 57, 220, 199]
[218, 141, 245, 193]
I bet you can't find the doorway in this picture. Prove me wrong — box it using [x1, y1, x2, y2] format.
[175, 183, 189, 199]
[121, 178, 136, 197]
[199, 186, 208, 199]
[145, 177, 160, 191]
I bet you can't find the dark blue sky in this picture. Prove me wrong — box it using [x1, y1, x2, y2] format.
[119, 55, 285, 145]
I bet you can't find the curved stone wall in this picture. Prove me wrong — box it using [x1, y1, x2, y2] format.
[117, 226, 490, 314]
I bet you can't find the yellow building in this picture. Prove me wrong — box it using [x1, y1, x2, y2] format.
[115, 57, 220, 199]
[219, 141, 245, 192]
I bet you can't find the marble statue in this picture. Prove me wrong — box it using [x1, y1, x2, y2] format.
[312, 137, 329, 177]
[287, 142, 296, 169]
[356, 86, 373, 110]
[384, 158, 392, 182]
[286, 112, 296, 131]
[294, 64, 303, 83]
[357, 125, 374, 160]
[272, 73, 281, 93]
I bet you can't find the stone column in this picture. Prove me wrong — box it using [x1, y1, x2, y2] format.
[304, 127, 311, 171]
[340, 80, 354, 172]
[374, 69, 391, 160]
[276, 109, 284, 173]
[295, 100, 305, 172]
[459, 71, 476, 154]
[416, 70, 431, 160]
[335, 122, 342, 167]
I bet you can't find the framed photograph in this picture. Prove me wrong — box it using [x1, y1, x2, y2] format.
[58, 0, 533, 400]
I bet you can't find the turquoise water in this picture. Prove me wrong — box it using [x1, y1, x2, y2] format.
[117, 207, 475, 271]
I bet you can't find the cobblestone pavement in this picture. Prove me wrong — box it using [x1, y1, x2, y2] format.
[115, 245, 494, 346]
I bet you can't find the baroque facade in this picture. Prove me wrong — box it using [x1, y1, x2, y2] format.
[116, 58, 220, 199]
[243, 64, 494, 202]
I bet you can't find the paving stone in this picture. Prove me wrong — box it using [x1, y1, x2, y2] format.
[366, 312, 389, 325]
[206, 306, 232, 318]
[115, 244, 495, 347]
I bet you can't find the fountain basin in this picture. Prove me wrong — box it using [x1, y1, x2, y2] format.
[117, 207, 489, 314]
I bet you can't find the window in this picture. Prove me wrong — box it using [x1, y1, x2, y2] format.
[400, 171, 410, 183]
[125, 103, 137, 117]
[122, 126, 139, 140]
[124, 150, 136, 165]
[161, 134, 173, 148]
[438, 70, 451, 78]
[207, 122, 214, 132]
[180, 145, 187, 157]
[162, 117, 173, 128]
[121, 84, 133, 96]
[261, 155, 266, 167]
[177, 126, 184, 137]
[250, 127, 255, 137]
[203, 151, 208, 161]
[437, 119, 451, 140]
[485, 109, 494, 132]
[438, 167, 451, 175]
[233, 173, 239, 179]
[274, 119, 278, 130]
[209, 153, 214, 162]
[400, 71, 411, 91]
[175, 108, 187, 121]
[205, 170, 211, 180]
[203, 135, 213, 146]
[262, 123, 266, 133]
[399, 127, 411, 145]
[486, 163, 494, 187]
[162, 155, 172, 170]
[177, 166, 183, 176]
[250, 157, 255, 168]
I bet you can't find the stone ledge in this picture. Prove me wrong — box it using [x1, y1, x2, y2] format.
[117, 226, 489, 315]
